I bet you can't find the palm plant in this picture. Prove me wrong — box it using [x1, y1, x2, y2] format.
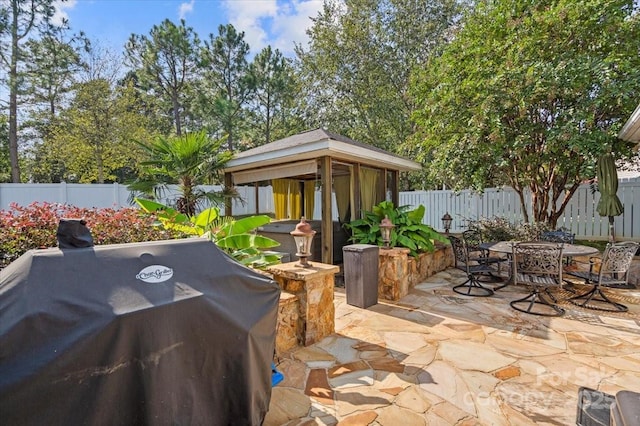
[128, 131, 234, 215]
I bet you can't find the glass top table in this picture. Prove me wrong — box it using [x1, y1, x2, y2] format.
[479, 241, 600, 257]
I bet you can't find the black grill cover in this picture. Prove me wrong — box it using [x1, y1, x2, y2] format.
[0, 238, 280, 425]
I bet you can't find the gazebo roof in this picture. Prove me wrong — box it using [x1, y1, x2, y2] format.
[619, 102, 640, 147]
[224, 128, 422, 175]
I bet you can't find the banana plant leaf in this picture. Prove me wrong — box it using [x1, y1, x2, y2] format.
[216, 234, 280, 250]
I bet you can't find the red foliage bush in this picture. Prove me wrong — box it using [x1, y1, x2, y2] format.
[0, 202, 185, 269]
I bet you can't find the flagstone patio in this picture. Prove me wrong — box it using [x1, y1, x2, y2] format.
[265, 267, 640, 425]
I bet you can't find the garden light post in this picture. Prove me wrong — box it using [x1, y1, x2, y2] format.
[290, 217, 316, 268]
[380, 215, 395, 249]
[441, 212, 452, 235]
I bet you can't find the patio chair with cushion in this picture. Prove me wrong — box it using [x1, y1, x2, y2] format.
[566, 241, 639, 312]
[448, 235, 494, 297]
[511, 242, 565, 316]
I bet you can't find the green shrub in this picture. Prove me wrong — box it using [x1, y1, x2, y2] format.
[467, 216, 551, 241]
[0, 202, 184, 270]
[345, 201, 449, 257]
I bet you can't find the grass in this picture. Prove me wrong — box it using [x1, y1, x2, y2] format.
[575, 239, 640, 256]
[575, 240, 608, 252]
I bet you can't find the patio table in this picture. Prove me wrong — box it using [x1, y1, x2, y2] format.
[480, 241, 599, 258]
[478, 241, 599, 289]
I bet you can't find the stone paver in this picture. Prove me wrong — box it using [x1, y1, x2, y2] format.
[268, 268, 640, 425]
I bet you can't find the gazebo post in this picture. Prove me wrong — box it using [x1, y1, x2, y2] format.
[390, 170, 399, 206]
[224, 173, 233, 217]
[321, 156, 333, 264]
[353, 163, 361, 219]
[254, 182, 260, 214]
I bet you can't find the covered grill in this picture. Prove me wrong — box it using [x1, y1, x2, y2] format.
[0, 238, 280, 425]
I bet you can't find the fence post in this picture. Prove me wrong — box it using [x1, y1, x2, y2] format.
[60, 182, 68, 205]
[113, 183, 120, 208]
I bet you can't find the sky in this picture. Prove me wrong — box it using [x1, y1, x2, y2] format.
[52, 0, 326, 57]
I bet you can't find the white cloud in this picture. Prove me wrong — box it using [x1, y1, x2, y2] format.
[52, 0, 77, 27]
[222, 0, 323, 56]
[179, 0, 196, 20]
[222, 0, 278, 52]
[271, 0, 324, 53]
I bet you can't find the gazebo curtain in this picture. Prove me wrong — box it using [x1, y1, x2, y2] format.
[289, 182, 301, 219]
[359, 167, 380, 215]
[273, 178, 308, 220]
[304, 180, 315, 220]
[273, 179, 289, 219]
[333, 174, 353, 223]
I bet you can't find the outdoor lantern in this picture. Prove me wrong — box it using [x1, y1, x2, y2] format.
[441, 212, 452, 235]
[380, 215, 395, 249]
[290, 217, 316, 268]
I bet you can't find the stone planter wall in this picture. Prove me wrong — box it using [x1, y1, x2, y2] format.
[407, 243, 454, 288]
[378, 244, 453, 301]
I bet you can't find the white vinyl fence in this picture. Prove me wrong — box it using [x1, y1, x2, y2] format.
[399, 181, 639, 241]
[1, 181, 638, 241]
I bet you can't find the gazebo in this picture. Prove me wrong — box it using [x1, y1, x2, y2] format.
[223, 129, 421, 264]
[618, 101, 640, 147]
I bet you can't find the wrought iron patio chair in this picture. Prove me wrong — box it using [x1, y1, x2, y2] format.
[461, 230, 508, 281]
[541, 228, 575, 266]
[541, 228, 575, 244]
[566, 241, 639, 312]
[510, 242, 565, 316]
[448, 235, 494, 297]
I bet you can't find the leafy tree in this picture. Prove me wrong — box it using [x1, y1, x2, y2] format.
[79, 41, 124, 85]
[247, 46, 300, 146]
[409, 0, 640, 226]
[0, 0, 58, 182]
[199, 24, 254, 151]
[124, 19, 200, 136]
[295, 0, 462, 152]
[22, 24, 89, 120]
[19, 23, 90, 161]
[128, 131, 233, 216]
[30, 79, 152, 183]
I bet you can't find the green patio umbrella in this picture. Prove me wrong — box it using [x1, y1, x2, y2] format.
[596, 153, 623, 243]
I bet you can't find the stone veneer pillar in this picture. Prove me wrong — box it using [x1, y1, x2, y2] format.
[276, 292, 300, 355]
[378, 247, 411, 301]
[268, 262, 339, 346]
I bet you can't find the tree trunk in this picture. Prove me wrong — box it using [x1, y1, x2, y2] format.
[8, 1, 21, 182]
[173, 95, 182, 136]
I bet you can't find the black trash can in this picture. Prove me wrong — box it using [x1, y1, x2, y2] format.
[343, 244, 379, 308]
[576, 387, 614, 426]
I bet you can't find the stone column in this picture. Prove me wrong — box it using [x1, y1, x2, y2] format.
[276, 292, 300, 355]
[378, 247, 411, 301]
[268, 262, 339, 346]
